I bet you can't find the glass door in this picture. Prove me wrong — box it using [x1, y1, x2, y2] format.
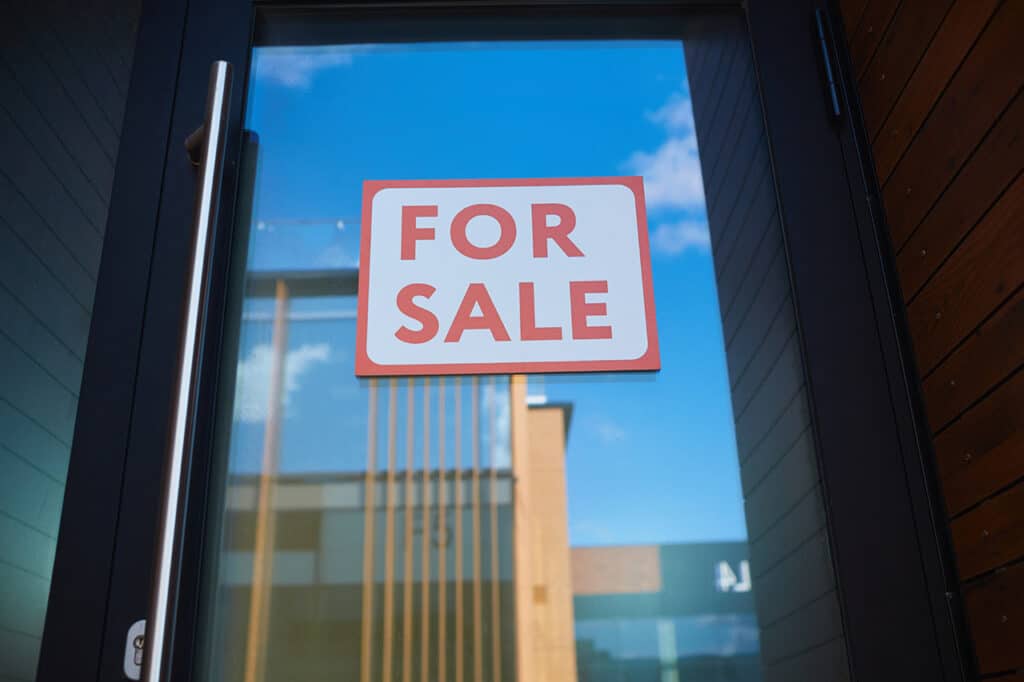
[186, 11, 835, 682]
[199, 33, 767, 682]
[40, 3, 964, 682]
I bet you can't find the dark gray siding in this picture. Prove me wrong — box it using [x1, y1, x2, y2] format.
[0, 1, 139, 679]
[685, 16, 850, 682]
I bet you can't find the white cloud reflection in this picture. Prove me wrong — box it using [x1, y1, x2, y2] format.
[649, 220, 711, 256]
[254, 46, 370, 89]
[625, 90, 706, 214]
[235, 343, 331, 423]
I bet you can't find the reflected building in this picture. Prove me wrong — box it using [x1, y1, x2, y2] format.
[210, 368, 760, 682]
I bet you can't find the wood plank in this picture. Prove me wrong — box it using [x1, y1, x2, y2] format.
[924, 288, 1024, 434]
[839, 0, 869, 36]
[934, 367, 1024, 518]
[848, 0, 901, 79]
[963, 560, 1024, 674]
[952, 481, 1024, 580]
[898, 92, 1024, 300]
[859, 0, 952, 138]
[872, 0, 1001, 184]
[881, 0, 1024, 249]
[907, 173, 1024, 374]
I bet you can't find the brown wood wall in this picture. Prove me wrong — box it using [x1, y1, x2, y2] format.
[839, 1, 1024, 678]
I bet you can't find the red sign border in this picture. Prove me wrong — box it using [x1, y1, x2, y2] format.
[355, 176, 660, 377]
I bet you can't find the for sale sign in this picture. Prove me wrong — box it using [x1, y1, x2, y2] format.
[355, 177, 659, 376]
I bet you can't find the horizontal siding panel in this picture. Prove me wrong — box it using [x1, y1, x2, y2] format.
[705, 102, 764, 227]
[933, 367, 1024, 518]
[858, 0, 952, 138]
[872, 0, 1001, 183]
[723, 242, 786, 344]
[0, 333, 78, 438]
[752, 531, 835, 627]
[749, 481, 826, 579]
[739, 387, 810, 488]
[696, 57, 756, 188]
[758, 590, 843, 666]
[691, 32, 740, 125]
[951, 481, 1024, 580]
[716, 205, 777, 320]
[898, 91, 1024, 300]
[924, 289, 1024, 434]
[0, 400, 70, 481]
[0, 448, 64, 536]
[907, 173, 1024, 374]
[0, 564, 49, 644]
[734, 346, 805, 458]
[963, 560, 1024, 674]
[761, 635, 849, 682]
[693, 36, 742, 140]
[0, 47, 115, 197]
[848, 0, 901, 79]
[0, 512, 57, 579]
[730, 298, 796, 415]
[0, 285, 84, 397]
[0, 116, 104, 274]
[0, 220, 91, 357]
[0, 70, 109, 229]
[708, 159, 771, 272]
[0, 626, 42, 682]
[726, 285, 791, 389]
[882, 0, 1024, 249]
[744, 427, 819, 543]
[0, 173, 98, 309]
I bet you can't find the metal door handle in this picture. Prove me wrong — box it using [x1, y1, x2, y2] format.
[142, 60, 232, 682]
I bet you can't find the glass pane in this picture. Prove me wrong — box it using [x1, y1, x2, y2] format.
[196, 14, 843, 682]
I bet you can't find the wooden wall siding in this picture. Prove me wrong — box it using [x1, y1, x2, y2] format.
[0, 0, 139, 680]
[685, 16, 849, 682]
[840, 0, 1024, 676]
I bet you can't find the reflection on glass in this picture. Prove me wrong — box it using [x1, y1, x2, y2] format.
[198, 39, 760, 682]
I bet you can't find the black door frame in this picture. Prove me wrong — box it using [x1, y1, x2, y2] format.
[38, 1, 968, 680]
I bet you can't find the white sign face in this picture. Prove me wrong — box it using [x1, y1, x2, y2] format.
[356, 177, 659, 376]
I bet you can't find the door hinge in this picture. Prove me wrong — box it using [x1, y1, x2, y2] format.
[814, 7, 842, 119]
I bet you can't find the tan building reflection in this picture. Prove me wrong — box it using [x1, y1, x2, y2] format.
[220, 374, 580, 682]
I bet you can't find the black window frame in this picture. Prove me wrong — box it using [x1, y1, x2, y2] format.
[38, 1, 969, 681]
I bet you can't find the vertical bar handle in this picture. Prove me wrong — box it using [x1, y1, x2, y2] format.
[142, 60, 232, 682]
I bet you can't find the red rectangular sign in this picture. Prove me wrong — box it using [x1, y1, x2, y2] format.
[356, 177, 659, 376]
